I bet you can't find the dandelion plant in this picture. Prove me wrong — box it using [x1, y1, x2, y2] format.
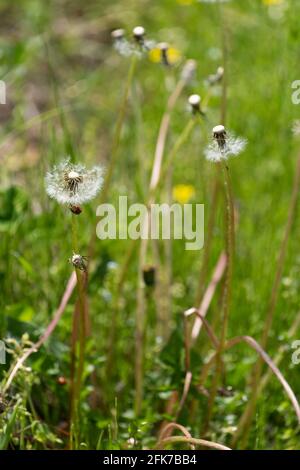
[45, 158, 103, 447]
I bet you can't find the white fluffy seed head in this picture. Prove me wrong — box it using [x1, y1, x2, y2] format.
[213, 125, 226, 135]
[205, 130, 247, 163]
[45, 158, 104, 206]
[217, 66, 224, 76]
[133, 26, 145, 38]
[188, 94, 201, 107]
[111, 28, 125, 40]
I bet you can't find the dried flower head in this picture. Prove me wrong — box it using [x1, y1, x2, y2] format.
[112, 26, 154, 57]
[142, 264, 156, 287]
[188, 94, 202, 114]
[111, 29, 133, 57]
[181, 59, 197, 83]
[207, 66, 224, 85]
[205, 125, 247, 162]
[45, 158, 103, 205]
[70, 253, 88, 272]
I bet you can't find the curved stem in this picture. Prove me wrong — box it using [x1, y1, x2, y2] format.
[154, 435, 231, 451]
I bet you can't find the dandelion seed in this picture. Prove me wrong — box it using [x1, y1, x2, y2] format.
[205, 125, 247, 162]
[70, 253, 88, 272]
[45, 158, 103, 206]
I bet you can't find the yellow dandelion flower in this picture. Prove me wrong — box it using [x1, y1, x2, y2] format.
[149, 43, 182, 66]
[172, 184, 195, 204]
[262, 0, 283, 5]
[177, 0, 195, 5]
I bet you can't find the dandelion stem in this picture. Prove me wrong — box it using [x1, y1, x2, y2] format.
[194, 174, 220, 307]
[204, 162, 234, 433]
[70, 213, 87, 449]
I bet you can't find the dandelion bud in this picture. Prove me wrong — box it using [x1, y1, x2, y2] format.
[57, 376, 67, 386]
[188, 94, 202, 114]
[70, 253, 87, 272]
[133, 26, 145, 44]
[213, 125, 227, 150]
[181, 59, 197, 83]
[111, 29, 125, 41]
[70, 204, 82, 215]
[142, 265, 156, 287]
[207, 66, 224, 85]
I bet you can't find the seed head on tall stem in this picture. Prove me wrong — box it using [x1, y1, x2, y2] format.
[45, 158, 103, 448]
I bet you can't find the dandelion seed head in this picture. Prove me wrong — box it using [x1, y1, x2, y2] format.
[188, 94, 202, 114]
[133, 26, 145, 39]
[45, 158, 103, 205]
[111, 29, 125, 40]
[189, 94, 201, 107]
[205, 127, 247, 163]
[213, 124, 226, 136]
